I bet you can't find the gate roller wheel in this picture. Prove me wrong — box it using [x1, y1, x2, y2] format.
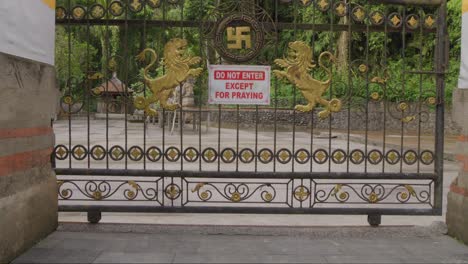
[367, 214, 381, 227]
[87, 211, 102, 224]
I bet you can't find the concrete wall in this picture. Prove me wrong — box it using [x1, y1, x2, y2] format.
[0, 52, 59, 263]
[447, 88, 468, 244]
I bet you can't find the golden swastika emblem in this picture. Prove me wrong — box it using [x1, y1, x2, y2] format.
[226, 26, 252, 49]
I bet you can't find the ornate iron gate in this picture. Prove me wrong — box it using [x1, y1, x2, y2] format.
[54, 0, 447, 225]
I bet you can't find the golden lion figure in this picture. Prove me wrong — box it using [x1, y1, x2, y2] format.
[273, 41, 341, 119]
[134, 38, 203, 116]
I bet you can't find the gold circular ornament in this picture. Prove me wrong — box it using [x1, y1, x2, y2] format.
[339, 192, 348, 201]
[426, 97, 436, 105]
[231, 192, 241, 202]
[400, 192, 408, 200]
[56, 6, 67, 20]
[72, 6, 86, 20]
[93, 191, 103, 200]
[358, 64, 368, 73]
[368, 192, 378, 203]
[370, 92, 380, 101]
[90, 4, 105, 19]
[398, 102, 408, 111]
[264, 192, 273, 202]
[200, 191, 209, 201]
[63, 96, 73, 105]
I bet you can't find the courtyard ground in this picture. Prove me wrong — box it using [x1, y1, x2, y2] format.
[13, 223, 468, 263]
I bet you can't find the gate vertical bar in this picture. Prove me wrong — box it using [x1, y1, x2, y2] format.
[434, 0, 447, 213]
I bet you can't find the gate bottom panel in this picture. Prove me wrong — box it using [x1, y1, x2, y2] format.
[57, 175, 437, 214]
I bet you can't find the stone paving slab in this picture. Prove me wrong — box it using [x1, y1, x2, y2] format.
[13, 223, 468, 264]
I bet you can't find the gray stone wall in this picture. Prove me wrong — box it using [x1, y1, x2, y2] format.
[209, 102, 460, 134]
[0, 53, 59, 263]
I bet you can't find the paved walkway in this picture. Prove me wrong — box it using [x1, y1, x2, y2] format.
[13, 223, 468, 263]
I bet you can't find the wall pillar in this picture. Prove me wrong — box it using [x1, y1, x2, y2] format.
[446, 88, 468, 244]
[0, 53, 59, 263]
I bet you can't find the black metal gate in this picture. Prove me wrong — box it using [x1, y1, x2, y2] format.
[54, 0, 447, 225]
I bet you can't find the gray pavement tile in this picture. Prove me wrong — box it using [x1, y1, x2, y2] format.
[325, 255, 405, 264]
[13, 248, 101, 264]
[92, 252, 175, 263]
[173, 253, 328, 264]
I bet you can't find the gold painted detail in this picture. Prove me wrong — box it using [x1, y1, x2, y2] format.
[56, 7, 66, 19]
[93, 191, 103, 200]
[200, 191, 210, 200]
[333, 150, 345, 163]
[335, 3, 346, 16]
[390, 14, 401, 26]
[404, 185, 416, 196]
[332, 184, 342, 195]
[63, 96, 73, 105]
[134, 39, 203, 115]
[315, 150, 327, 162]
[226, 27, 252, 49]
[110, 2, 123, 16]
[401, 115, 415, 123]
[148, 0, 161, 8]
[73, 7, 85, 20]
[274, 41, 341, 118]
[93, 147, 104, 159]
[398, 102, 408, 111]
[426, 97, 436, 105]
[112, 148, 123, 159]
[167, 149, 178, 160]
[353, 8, 365, 21]
[264, 192, 273, 202]
[91, 5, 104, 18]
[407, 16, 419, 28]
[130, 148, 141, 159]
[368, 192, 378, 203]
[358, 64, 368, 73]
[231, 192, 242, 202]
[317, 0, 329, 10]
[278, 150, 290, 162]
[370, 92, 380, 101]
[400, 192, 408, 200]
[371, 12, 384, 24]
[56, 147, 67, 158]
[425, 15, 435, 28]
[166, 185, 180, 199]
[297, 150, 308, 162]
[74, 147, 85, 158]
[148, 149, 160, 159]
[421, 152, 433, 164]
[186, 149, 197, 160]
[191, 183, 205, 193]
[242, 151, 252, 161]
[259, 150, 271, 161]
[371, 76, 387, 84]
[294, 186, 310, 202]
[351, 151, 363, 163]
[128, 180, 140, 190]
[404, 151, 417, 163]
[223, 150, 234, 161]
[387, 151, 398, 163]
[130, 0, 142, 11]
[61, 189, 70, 197]
[369, 151, 381, 163]
[339, 192, 348, 201]
[204, 149, 216, 161]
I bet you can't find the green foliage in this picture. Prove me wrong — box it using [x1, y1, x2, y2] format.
[55, 0, 462, 107]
